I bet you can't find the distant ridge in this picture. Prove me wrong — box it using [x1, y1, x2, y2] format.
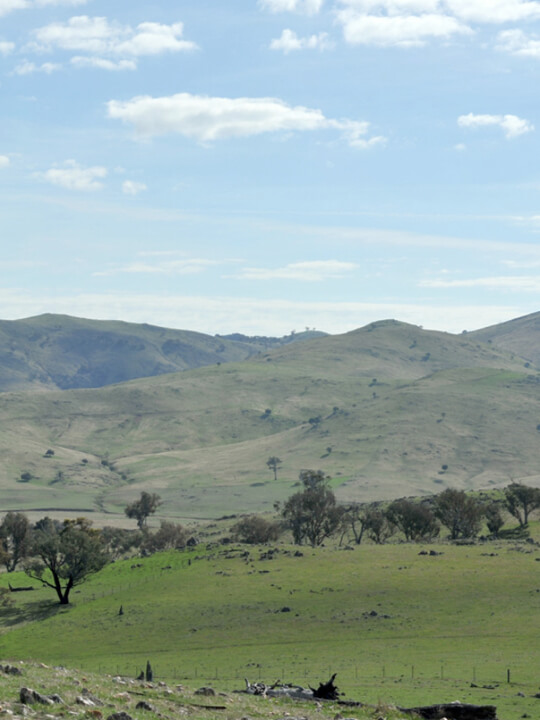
[0, 314, 325, 392]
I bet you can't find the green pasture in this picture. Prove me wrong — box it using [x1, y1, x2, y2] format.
[0, 539, 538, 719]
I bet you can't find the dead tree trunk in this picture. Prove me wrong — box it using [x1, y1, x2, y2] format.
[310, 674, 340, 700]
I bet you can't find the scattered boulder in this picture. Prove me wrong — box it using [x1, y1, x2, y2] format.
[0, 665, 22, 676]
[195, 687, 216, 697]
[135, 701, 154, 712]
[19, 689, 47, 706]
[107, 713, 133, 720]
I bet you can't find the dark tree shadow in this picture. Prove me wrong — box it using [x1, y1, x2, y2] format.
[497, 525, 530, 540]
[0, 597, 62, 627]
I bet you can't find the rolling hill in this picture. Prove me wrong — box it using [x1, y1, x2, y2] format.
[0, 314, 325, 392]
[0, 316, 539, 522]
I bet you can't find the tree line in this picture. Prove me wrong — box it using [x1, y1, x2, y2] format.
[232, 471, 540, 547]
[2, 480, 539, 605]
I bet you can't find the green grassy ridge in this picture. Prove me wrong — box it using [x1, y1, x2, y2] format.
[0, 539, 539, 719]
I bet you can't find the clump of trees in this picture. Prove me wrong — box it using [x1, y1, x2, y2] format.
[386, 499, 440, 542]
[433, 488, 483, 540]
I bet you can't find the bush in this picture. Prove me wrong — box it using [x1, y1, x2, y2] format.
[231, 515, 281, 544]
[142, 521, 187, 553]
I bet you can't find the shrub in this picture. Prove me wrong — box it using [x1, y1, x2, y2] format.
[231, 515, 281, 544]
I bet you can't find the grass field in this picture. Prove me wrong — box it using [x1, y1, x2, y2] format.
[0, 533, 538, 720]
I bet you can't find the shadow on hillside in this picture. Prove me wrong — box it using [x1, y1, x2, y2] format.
[0, 598, 62, 627]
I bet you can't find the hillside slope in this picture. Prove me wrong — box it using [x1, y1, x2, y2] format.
[0, 314, 260, 391]
[469, 310, 540, 367]
[0, 319, 538, 520]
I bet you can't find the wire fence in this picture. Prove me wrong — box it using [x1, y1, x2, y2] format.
[96, 661, 518, 690]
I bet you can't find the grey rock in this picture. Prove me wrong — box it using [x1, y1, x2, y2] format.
[19, 689, 53, 706]
[194, 687, 216, 696]
[107, 713, 133, 720]
[1, 665, 22, 676]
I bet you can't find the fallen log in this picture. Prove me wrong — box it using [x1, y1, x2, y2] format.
[8, 583, 34, 592]
[399, 702, 498, 720]
[242, 679, 497, 719]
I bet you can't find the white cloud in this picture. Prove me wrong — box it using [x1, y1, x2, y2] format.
[0, 155, 10, 168]
[458, 112, 534, 138]
[38, 160, 107, 191]
[335, 0, 540, 48]
[445, 0, 540, 23]
[259, 0, 324, 14]
[337, 7, 472, 46]
[496, 28, 540, 57]
[420, 275, 540, 290]
[95, 257, 221, 277]
[36, 0, 88, 6]
[270, 29, 333, 52]
[0, 41, 15, 55]
[71, 56, 136, 71]
[107, 92, 385, 148]
[0, 0, 27, 16]
[122, 180, 147, 195]
[13, 60, 61, 74]
[30, 16, 197, 57]
[0, 0, 86, 17]
[232, 260, 359, 281]
[339, 0, 540, 23]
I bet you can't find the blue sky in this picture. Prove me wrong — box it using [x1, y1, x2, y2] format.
[1, 0, 540, 335]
